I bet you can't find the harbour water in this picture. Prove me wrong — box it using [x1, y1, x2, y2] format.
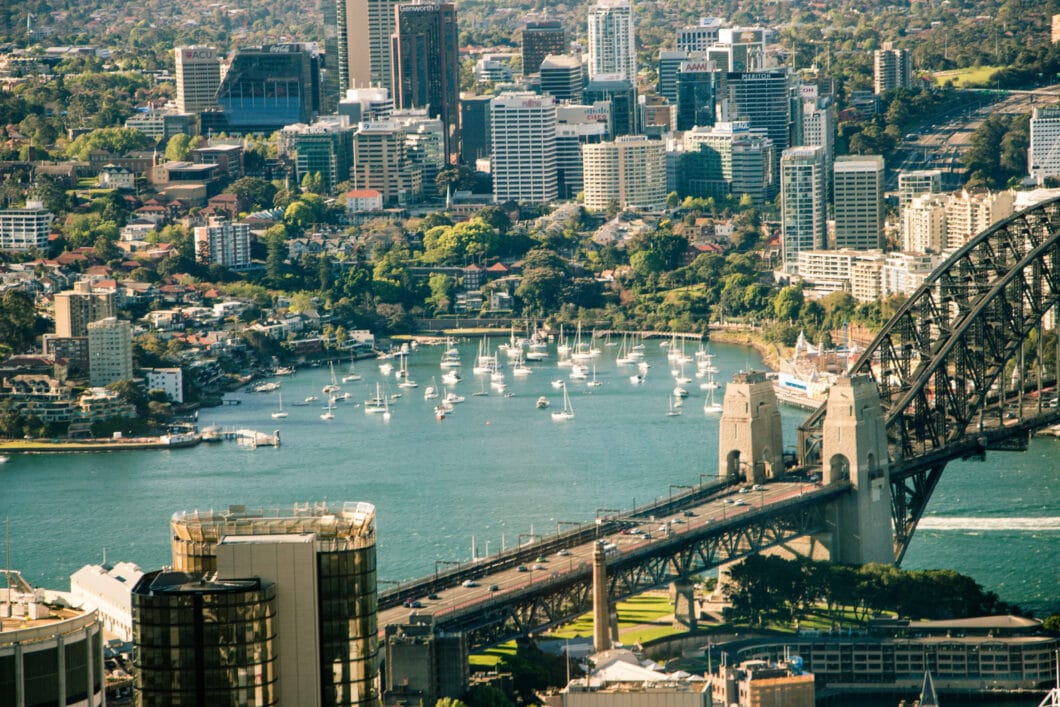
[2, 339, 1057, 627]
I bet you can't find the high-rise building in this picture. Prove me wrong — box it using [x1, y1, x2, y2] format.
[582, 135, 667, 211]
[280, 117, 356, 194]
[460, 95, 493, 165]
[151, 503, 379, 707]
[717, 69, 791, 157]
[903, 193, 949, 253]
[798, 94, 834, 163]
[194, 217, 251, 269]
[833, 155, 885, 250]
[584, 77, 637, 136]
[174, 46, 222, 114]
[556, 104, 608, 200]
[675, 59, 716, 131]
[490, 92, 558, 204]
[587, 0, 636, 82]
[352, 121, 424, 205]
[203, 44, 321, 135]
[715, 27, 768, 72]
[1029, 105, 1060, 185]
[656, 50, 688, 104]
[87, 317, 133, 386]
[0, 199, 53, 252]
[873, 47, 913, 95]
[339, 86, 395, 123]
[384, 615, 469, 706]
[391, 2, 460, 159]
[943, 188, 1015, 248]
[897, 169, 942, 212]
[781, 145, 827, 270]
[70, 561, 145, 643]
[392, 109, 447, 189]
[676, 17, 724, 54]
[540, 54, 584, 103]
[339, 0, 400, 92]
[680, 121, 775, 204]
[521, 21, 567, 77]
[54, 280, 115, 338]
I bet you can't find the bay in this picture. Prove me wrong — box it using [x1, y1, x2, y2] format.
[1, 339, 1056, 620]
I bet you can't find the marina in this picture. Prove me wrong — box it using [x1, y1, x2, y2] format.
[0, 339, 1056, 619]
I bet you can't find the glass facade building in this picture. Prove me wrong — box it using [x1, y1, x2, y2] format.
[133, 572, 277, 707]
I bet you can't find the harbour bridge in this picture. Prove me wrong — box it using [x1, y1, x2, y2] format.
[380, 196, 1060, 649]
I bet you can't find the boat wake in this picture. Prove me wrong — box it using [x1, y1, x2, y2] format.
[918, 516, 1060, 531]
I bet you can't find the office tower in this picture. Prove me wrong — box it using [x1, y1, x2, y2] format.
[715, 27, 768, 72]
[522, 21, 567, 76]
[153, 503, 379, 707]
[873, 47, 912, 95]
[340, 0, 400, 91]
[897, 169, 942, 212]
[205, 44, 321, 135]
[194, 217, 252, 269]
[556, 104, 608, 200]
[1030, 105, 1060, 185]
[584, 78, 637, 136]
[54, 280, 116, 338]
[280, 117, 356, 194]
[681, 122, 775, 204]
[640, 94, 674, 136]
[460, 95, 492, 164]
[582, 135, 667, 211]
[540, 54, 584, 103]
[392, 109, 447, 189]
[657, 50, 688, 104]
[799, 95, 834, 162]
[677, 17, 724, 54]
[353, 121, 424, 205]
[833, 155, 885, 250]
[339, 87, 395, 123]
[391, 2, 460, 159]
[321, 0, 342, 111]
[587, 0, 636, 82]
[717, 69, 791, 155]
[174, 46, 222, 114]
[676, 59, 716, 131]
[88, 317, 133, 386]
[0, 199, 53, 252]
[780, 146, 827, 270]
[491, 92, 558, 204]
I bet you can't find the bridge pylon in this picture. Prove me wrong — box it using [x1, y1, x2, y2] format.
[718, 371, 784, 483]
[822, 375, 893, 565]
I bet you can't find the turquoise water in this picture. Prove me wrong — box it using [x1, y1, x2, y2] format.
[1, 340, 1057, 618]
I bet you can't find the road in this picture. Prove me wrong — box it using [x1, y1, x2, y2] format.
[378, 480, 822, 631]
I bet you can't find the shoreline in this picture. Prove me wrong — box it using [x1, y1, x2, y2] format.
[707, 327, 788, 372]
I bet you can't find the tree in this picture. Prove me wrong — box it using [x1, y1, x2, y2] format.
[226, 177, 278, 212]
[426, 273, 454, 314]
[106, 379, 149, 417]
[0, 290, 39, 356]
[64, 127, 151, 161]
[435, 699, 468, 707]
[773, 285, 804, 321]
[164, 133, 195, 162]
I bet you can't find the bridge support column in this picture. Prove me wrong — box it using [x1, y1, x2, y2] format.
[822, 375, 893, 565]
[592, 545, 611, 653]
[718, 371, 784, 483]
[670, 579, 697, 630]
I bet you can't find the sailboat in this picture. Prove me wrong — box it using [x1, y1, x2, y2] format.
[364, 383, 387, 414]
[550, 383, 574, 421]
[702, 378, 723, 414]
[440, 337, 462, 368]
[322, 362, 340, 394]
[382, 396, 392, 421]
[667, 394, 683, 416]
[341, 354, 362, 383]
[424, 377, 440, 400]
[398, 354, 418, 388]
[271, 393, 288, 419]
[320, 398, 335, 420]
[586, 361, 602, 388]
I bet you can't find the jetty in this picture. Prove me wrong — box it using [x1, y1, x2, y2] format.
[0, 432, 202, 454]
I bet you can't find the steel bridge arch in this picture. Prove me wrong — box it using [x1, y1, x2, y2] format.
[798, 195, 1060, 561]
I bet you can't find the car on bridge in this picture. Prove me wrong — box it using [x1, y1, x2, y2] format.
[403, 599, 423, 608]
[488, 584, 500, 592]
[517, 565, 529, 572]
[462, 579, 479, 588]
[556, 549, 570, 556]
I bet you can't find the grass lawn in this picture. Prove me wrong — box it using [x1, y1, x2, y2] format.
[933, 66, 1004, 87]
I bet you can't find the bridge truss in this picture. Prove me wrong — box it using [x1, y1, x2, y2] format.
[435, 486, 846, 650]
[799, 196, 1060, 562]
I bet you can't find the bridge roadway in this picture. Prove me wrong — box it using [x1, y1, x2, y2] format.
[378, 479, 836, 634]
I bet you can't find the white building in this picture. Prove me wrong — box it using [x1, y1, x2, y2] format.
[880, 251, 941, 297]
[833, 155, 885, 250]
[87, 317, 133, 386]
[70, 561, 145, 642]
[582, 136, 666, 212]
[145, 367, 184, 404]
[491, 92, 558, 204]
[796, 249, 884, 298]
[902, 193, 948, 253]
[174, 46, 222, 113]
[873, 47, 912, 95]
[194, 217, 252, 270]
[780, 146, 827, 271]
[98, 164, 136, 190]
[943, 188, 1014, 249]
[345, 188, 384, 212]
[897, 170, 942, 212]
[0, 200, 54, 252]
[587, 0, 636, 82]
[1029, 105, 1060, 185]
[800, 96, 835, 174]
[676, 17, 724, 54]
